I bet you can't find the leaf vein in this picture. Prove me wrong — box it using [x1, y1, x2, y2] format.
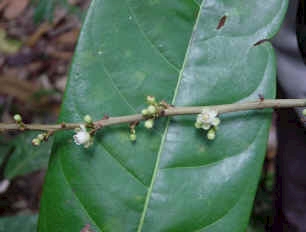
[98, 143, 148, 188]
[160, 124, 263, 171]
[125, 0, 180, 73]
[101, 61, 137, 113]
[59, 157, 104, 232]
[191, 124, 264, 231]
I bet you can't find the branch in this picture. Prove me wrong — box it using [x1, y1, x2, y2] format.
[1, 99, 305, 133]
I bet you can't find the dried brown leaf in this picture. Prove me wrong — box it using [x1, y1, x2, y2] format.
[46, 47, 73, 60]
[0, 0, 9, 12]
[0, 76, 38, 101]
[26, 22, 52, 47]
[3, 0, 29, 20]
[56, 28, 80, 45]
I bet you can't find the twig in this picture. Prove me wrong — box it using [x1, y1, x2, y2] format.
[0, 99, 305, 133]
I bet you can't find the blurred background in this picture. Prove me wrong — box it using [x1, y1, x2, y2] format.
[0, 1, 304, 231]
[0, 0, 90, 230]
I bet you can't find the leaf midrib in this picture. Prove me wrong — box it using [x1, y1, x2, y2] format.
[136, 1, 204, 231]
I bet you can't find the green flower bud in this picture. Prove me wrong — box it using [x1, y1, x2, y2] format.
[13, 114, 22, 123]
[37, 134, 45, 141]
[84, 114, 93, 124]
[130, 128, 136, 135]
[146, 96, 156, 105]
[144, 119, 154, 129]
[129, 133, 137, 142]
[141, 109, 149, 116]
[303, 109, 306, 116]
[32, 138, 41, 146]
[147, 105, 156, 114]
[194, 121, 202, 129]
[212, 118, 221, 126]
[207, 129, 216, 140]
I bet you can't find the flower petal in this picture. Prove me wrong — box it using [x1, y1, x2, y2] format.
[212, 118, 221, 126]
[202, 123, 211, 130]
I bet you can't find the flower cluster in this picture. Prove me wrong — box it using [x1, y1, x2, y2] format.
[73, 115, 94, 148]
[195, 108, 221, 140]
[141, 96, 167, 130]
[32, 133, 48, 146]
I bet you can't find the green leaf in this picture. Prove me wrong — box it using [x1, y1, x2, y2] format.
[34, 0, 56, 23]
[0, 214, 38, 232]
[2, 132, 52, 180]
[34, 0, 85, 23]
[39, 0, 288, 231]
[0, 139, 11, 167]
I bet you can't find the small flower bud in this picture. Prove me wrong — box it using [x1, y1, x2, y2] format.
[37, 134, 45, 141]
[141, 109, 149, 116]
[147, 105, 156, 114]
[129, 133, 136, 142]
[13, 114, 22, 123]
[130, 128, 136, 135]
[194, 121, 202, 129]
[212, 118, 221, 126]
[303, 109, 306, 116]
[32, 138, 41, 146]
[84, 114, 93, 124]
[146, 96, 156, 105]
[144, 119, 154, 129]
[207, 129, 216, 140]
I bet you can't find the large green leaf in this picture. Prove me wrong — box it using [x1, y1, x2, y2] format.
[39, 0, 288, 231]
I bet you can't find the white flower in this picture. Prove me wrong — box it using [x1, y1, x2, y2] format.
[196, 108, 220, 130]
[73, 125, 92, 148]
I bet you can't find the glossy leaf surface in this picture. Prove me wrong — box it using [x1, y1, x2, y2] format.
[39, 0, 288, 231]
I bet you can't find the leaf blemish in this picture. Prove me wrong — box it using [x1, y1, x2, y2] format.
[258, 94, 264, 102]
[216, 15, 227, 30]
[80, 224, 91, 232]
